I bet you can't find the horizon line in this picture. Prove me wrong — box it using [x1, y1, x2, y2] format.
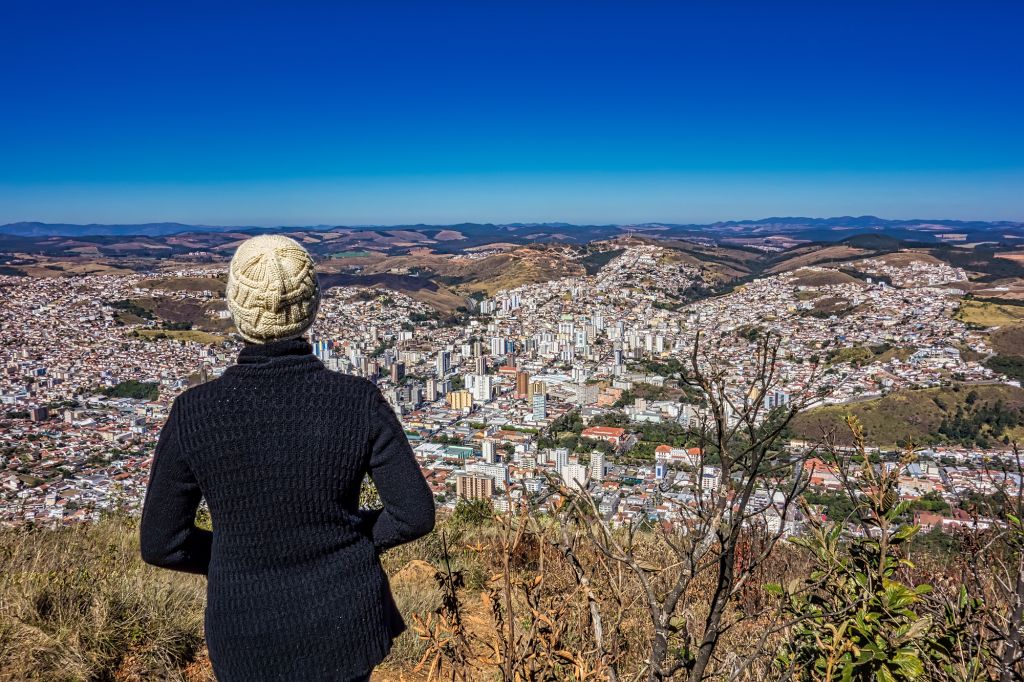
[4, 214, 1024, 229]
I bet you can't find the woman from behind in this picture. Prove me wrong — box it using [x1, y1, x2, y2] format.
[140, 234, 435, 681]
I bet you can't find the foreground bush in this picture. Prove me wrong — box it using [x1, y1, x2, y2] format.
[774, 420, 989, 681]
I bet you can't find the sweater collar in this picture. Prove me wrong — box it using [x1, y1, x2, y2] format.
[237, 337, 314, 364]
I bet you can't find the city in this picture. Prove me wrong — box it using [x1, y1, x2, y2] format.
[3, 240, 1018, 537]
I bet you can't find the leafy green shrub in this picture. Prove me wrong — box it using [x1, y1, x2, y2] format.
[773, 417, 988, 681]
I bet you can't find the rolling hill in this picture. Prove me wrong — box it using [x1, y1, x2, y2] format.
[790, 384, 1024, 446]
[6, 217, 1024, 314]
[4, 216, 1023, 244]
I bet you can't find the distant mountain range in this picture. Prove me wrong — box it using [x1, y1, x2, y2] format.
[0, 222, 246, 237]
[2, 216, 1022, 242]
[5, 215, 1024, 311]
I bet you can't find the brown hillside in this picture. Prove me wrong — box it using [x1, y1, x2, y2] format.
[861, 251, 943, 267]
[128, 297, 234, 332]
[359, 249, 584, 296]
[790, 268, 865, 287]
[138, 276, 227, 294]
[990, 324, 1024, 356]
[767, 245, 871, 273]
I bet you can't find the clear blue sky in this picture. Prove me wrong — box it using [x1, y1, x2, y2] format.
[1, 1, 1021, 225]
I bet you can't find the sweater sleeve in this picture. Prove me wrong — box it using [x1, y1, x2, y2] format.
[139, 400, 212, 575]
[365, 388, 436, 552]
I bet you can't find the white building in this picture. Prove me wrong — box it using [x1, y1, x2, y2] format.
[559, 462, 588, 489]
[481, 438, 497, 464]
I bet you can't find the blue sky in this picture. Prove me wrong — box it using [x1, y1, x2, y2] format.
[1, 1, 1021, 225]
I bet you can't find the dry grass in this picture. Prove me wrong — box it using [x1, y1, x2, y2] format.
[377, 516, 807, 681]
[789, 267, 864, 288]
[990, 324, 1024, 356]
[996, 251, 1024, 264]
[956, 299, 1024, 327]
[766, 245, 870, 274]
[382, 561, 441, 670]
[0, 515, 455, 681]
[127, 297, 235, 333]
[864, 251, 943, 267]
[138, 277, 226, 295]
[0, 515, 210, 681]
[16, 261, 139, 278]
[0, 506, 994, 681]
[359, 250, 584, 298]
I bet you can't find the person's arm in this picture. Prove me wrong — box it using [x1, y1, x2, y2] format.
[139, 400, 212, 575]
[364, 389, 436, 552]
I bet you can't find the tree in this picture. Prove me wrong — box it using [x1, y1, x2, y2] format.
[569, 330, 825, 681]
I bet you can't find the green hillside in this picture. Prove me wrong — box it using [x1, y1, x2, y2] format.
[791, 384, 1024, 446]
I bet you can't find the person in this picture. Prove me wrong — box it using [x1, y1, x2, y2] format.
[140, 234, 435, 681]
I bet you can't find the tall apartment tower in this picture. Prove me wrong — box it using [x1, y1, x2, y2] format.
[490, 336, 506, 356]
[560, 462, 588, 489]
[554, 448, 570, 472]
[515, 370, 530, 399]
[590, 450, 605, 482]
[532, 391, 547, 420]
[472, 374, 494, 402]
[528, 380, 546, 398]
[436, 350, 451, 379]
[390, 361, 405, 383]
[481, 438, 498, 464]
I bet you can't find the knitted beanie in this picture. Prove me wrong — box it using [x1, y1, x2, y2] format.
[226, 235, 321, 344]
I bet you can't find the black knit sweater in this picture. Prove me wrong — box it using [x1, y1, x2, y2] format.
[139, 337, 435, 681]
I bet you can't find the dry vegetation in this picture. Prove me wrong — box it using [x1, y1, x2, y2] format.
[861, 251, 944, 267]
[788, 268, 864, 288]
[995, 251, 1024, 264]
[0, 515, 210, 681]
[356, 248, 586, 297]
[134, 329, 229, 345]
[0, 506, 838, 681]
[956, 300, 1024, 327]
[990, 325, 1024, 356]
[126, 297, 234, 333]
[396, 284, 468, 314]
[3, 473, 1020, 681]
[138, 276, 227, 294]
[766, 246, 870, 274]
[10, 260, 139, 278]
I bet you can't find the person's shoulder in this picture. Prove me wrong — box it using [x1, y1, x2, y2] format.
[321, 370, 381, 399]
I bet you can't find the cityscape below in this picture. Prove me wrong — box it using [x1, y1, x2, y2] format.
[3, 216, 1022, 533]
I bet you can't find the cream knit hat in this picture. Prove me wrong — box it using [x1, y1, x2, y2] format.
[226, 235, 321, 344]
